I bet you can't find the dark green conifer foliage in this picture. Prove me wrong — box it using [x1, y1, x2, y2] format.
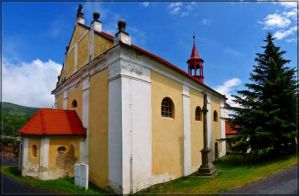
[229, 33, 297, 155]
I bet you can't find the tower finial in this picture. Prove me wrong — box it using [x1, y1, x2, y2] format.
[77, 4, 84, 19]
[187, 34, 205, 83]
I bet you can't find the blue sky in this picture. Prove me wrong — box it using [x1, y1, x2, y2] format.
[2, 1, 297, 107]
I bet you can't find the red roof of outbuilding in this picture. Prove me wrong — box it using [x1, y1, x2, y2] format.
[19, 109, 86, 136]
[225, 122, 238, 135]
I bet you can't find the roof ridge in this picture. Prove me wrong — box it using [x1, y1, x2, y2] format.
[71, 23, 225, 99]
[40, 110, 47, 136]
[19, 109, 39, 134]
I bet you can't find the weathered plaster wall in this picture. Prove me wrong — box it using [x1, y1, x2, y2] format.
[94, 35, 113, 58]
[66, 48, 75, 77]
[77, 34, 90, 70]
[88, 68, 109, 187]
[23, 138, 41, 178]
[70, 25, 88, 48]
[67, 82, 83, 119]
[48, 138, 81, 178]
[151, 70, 183, 177]
[56, 93, 64, 109]
[189, 88, 204, 172]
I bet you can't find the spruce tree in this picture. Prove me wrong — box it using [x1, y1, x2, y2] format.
[229, 33, 297, 155]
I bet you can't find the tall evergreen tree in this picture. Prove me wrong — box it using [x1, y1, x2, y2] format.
[229, 33, 297, 155]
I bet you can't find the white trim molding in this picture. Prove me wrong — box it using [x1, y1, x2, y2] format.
[182, 85, 191, 176]
[207, 94, 212, 148]
[81, 77, 89, 164]
[74, 43, 78, 73]
[63, 90, 68, 109]
[219, 100, 226, 157]
[21, 138, 28, 172]
[108, 48, 152, 194]
[89, 28, 94, 61]
[39, 138, 49, 179]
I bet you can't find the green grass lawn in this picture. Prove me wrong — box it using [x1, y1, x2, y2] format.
[140, 153, 298, 194]
[1, 153, 297, 194]
[1, 166, 110, 194]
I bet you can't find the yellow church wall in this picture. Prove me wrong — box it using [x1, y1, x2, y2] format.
[48, 138, 81, 176]
[88, 68, 109, 186]
[56, 93, 64, 110]
[210, 96, 221, 160]
[77, 34, 90, 70]
[67, 82, 83, 120]
[189, 88, 204, 170]
[28, 138, 41, 166]
[94, 34, 113, 58]
[70, 25, 88, 48]
[66, 48, 75, 78]
[151, 70, 184, 177]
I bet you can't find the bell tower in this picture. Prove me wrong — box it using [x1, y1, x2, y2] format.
[187, 35, 204, 83]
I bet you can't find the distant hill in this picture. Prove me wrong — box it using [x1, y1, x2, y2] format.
[1, 102, 39, 136]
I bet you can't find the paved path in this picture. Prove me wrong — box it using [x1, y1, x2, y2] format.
[1, 157, 54, 195]
[1, 173, 53, 195]
[227, 165, 298, 194]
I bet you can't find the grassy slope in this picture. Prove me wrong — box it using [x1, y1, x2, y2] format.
[1, 102, 38, 136]
[1, 166, 109, 194]
[141, 153, 297, 194]
[1, 154, 296, 194]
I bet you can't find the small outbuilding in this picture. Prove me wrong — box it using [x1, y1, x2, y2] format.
[19, 109, 86, 180]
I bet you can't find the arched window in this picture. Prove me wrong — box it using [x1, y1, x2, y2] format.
[72, 99, 77, 108]
[213, 111, 218, 122]
[161, 97, 174, 118]
[195, 106, 202, 121]
[32, 145, 37, 158]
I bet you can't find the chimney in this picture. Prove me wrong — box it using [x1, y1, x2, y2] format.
[114, 19, 131, 46]
[91, 11, 102, 32]
[76, 4, 85, 24]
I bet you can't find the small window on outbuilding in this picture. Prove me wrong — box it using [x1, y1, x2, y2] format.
[32, 145, 37, 158]
[161, 97, 174, 118]
[57, 146, 66, 154]
[195, 106, 202, 121]
[213, 111, 218, 122]
[72, 100, 78, 108]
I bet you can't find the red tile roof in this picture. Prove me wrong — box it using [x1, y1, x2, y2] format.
[19, 109, 86, 136]
[225, 122, 238, 135]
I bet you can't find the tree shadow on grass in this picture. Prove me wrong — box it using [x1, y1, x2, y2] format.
[2, 166, 111, 194]
[214, 152, 297, 169]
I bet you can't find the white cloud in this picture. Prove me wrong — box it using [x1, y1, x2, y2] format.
[273, 26, 297, 40]
[167, 2, 195, 17]
[260, 2, 297, 42]
[3, 58, 62, 108]
[277, 2, 297, 8]
[282, 8, 297, 19]
[286, 38, 297, 43]
[262, 13, 291, 29]
[215, 78, 242, 106]
[200, 18, 211, 25]
[141, 2, 150, 7]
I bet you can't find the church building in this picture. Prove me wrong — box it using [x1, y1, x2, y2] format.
[19, 5, 226, 194]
